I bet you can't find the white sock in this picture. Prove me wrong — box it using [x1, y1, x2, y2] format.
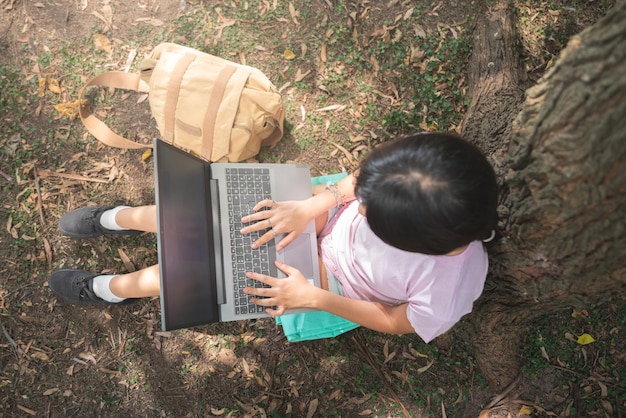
[92, 275, 127, 303]
[99, 206, 131, 231]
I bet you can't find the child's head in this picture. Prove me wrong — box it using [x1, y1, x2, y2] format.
[354, 132, 498, 255]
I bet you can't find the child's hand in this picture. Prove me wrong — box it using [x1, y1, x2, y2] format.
[240, 199, 314, 251]
[244, 261, 317, 316]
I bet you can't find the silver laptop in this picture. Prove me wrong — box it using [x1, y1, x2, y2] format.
[153, 139, 320, 331]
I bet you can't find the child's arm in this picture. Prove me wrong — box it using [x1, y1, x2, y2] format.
[245, 260, 416, 335]
[241, 174, 357, 251]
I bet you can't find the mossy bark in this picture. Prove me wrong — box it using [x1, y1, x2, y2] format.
[459, 1, 626, 392]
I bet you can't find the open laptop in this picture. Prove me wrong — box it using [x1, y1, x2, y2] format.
[153, 139, 321, 331]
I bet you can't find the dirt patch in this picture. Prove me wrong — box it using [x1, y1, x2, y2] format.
[0, 0, 620, 417]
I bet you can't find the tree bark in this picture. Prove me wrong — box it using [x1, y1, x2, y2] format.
[459, 1, 626, 393]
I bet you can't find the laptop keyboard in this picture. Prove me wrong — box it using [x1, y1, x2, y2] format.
[226, 167, 278, 316]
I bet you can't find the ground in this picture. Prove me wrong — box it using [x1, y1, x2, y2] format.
[0, 0, 622, 417]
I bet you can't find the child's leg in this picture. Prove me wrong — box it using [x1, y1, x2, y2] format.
[109, 264, 160, 298]
[48, 265, 161, 305]
[114, 205, 157, 233]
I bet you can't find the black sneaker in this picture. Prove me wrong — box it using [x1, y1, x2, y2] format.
[58, 206, 142, 238]
[48, 269, 136, 306]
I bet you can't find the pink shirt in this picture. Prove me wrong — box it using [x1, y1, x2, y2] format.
[319, 201, 488, 343]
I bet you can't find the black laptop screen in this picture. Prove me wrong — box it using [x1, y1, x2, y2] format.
[156, 141, 220, 329]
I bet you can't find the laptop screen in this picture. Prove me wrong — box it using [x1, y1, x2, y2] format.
[155, 141, 220, 330]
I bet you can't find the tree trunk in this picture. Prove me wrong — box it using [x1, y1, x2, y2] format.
[460, 1, 626, 394]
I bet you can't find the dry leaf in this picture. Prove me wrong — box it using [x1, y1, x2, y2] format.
[306, 399, 319, 418]
[409, 347, 429, 358]
[315, 104, 346, 112]
[294, 69, 311, 82]
[79, 352, 97, 364]
[17, 405, 36, 416]
[31, 351, 50, 361]
[43, 388, 59, 396]
[518, 405, 534, 415]
[38, 77, 46, 97]
[118, 248, 135, 272]
[600, 399, 613, 415]
[48, 78, 62, 94]
[54, 99, 86, 121]
[288, 2, 299, 25]
[135, 17, 164, 26]
[284, 49, 296, 60]
[417, 360, 434, 374]
[93, 34, 112, 55]
[414, 24, 427, 39]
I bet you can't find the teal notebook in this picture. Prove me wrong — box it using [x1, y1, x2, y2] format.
[276, 173, 359, 342]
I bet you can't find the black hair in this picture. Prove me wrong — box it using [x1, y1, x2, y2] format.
[354, 132, 498, 255]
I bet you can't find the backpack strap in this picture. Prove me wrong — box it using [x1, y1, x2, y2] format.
[78, 71, 151, 150]
[163, 53, 197, 142]
[201, 65, 238, 158]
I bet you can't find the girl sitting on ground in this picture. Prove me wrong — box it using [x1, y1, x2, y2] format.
[49, 132, 498, 343]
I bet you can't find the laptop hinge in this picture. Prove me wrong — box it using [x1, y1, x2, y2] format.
[209, 178, 226, 305]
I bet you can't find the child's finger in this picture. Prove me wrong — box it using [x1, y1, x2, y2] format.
[275, 260, 299, 276]
[245, 270, 276, 285]
[252, 198, 275, 212]
[276, 231, 298, 252]
[265, 306, 286, 317]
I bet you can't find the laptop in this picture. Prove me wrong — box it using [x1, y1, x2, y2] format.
[153, 139, 321, 331]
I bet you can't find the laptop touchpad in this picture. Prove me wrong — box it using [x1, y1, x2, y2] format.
[282, 233, 315, 279]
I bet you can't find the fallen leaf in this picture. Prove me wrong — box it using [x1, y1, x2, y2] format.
[315, 104, 346, 112]
[43, 388, 59, 396]
[118, 248, 135, 272]
[134, 17, 164, 26]
[141, 148, 153, 161]
[518, 405, 534, 415]
[54, 99, 86, 121]
[93, 34, 112, 55]
[417, 360, 434, 374]
[48, 78, 62, 94]
[42, 237, 52, 264]
[284, 49, 296, 60]
[571, 308, 589, 318]
[31, 351, 50, 361]
[414, 24, 427, 39]
[409, 347, 429, 358]
[79, 352, 97, 364]
[17, 405, 36, 416]
[306, 399, 318, 418]
[294, 69, 311, 82]
[38, 77, 46, 97]
[577, 333, 595, 345]
[288, 2, 299, 25]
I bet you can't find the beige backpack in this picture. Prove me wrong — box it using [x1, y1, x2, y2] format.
[79, 43, 284, 162]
